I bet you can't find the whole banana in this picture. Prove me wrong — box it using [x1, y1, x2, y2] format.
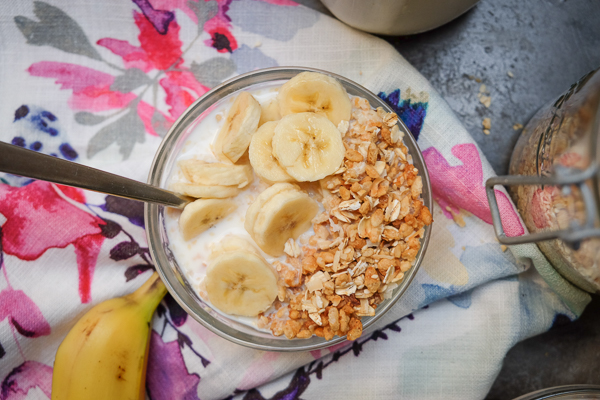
[51, 272, 167, 400]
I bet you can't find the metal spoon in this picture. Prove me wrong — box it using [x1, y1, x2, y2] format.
[0, 141, 194, 209]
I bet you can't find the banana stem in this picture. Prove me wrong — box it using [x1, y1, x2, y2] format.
[127, 272, 168, 316]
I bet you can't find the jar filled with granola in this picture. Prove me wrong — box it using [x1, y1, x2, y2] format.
[486, 67, 600, 293]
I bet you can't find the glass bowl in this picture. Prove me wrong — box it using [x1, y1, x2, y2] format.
[145, 67, 433, 351]
[513, 385, 600, 400]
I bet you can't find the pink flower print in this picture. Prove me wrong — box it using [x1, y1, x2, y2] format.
[160, 71, 209, 118]
[186, 317, 220, 348]
[0, 361, 53, 400]
[256, 0, 299, 5]
[310, 341, 348, 360]
[206, 25, 237, 53]
[72, 233, 105, 303]
[98, 8, 208, 123]
[423, 143, 524, 237]
[27, 62, 136, 112]
[134, 10, 183, 71]
[20, 1, 227, 157]
[0, 289, 50, 338]
[137, 101, 175, 137]
[203, 1, 238, 53]
[204, 20, 238, 54]
[237, 352, 281, 391]
[100, 9, 184, 72]
[132, 0, 175, 34]
[96, 38, 154, 73]
[0, 182, 105, 303]
[146, 0, 199, 23]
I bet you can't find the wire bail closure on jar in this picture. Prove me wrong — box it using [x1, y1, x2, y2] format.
[486, 96, 600, 249]
[486, 166, 600, 249]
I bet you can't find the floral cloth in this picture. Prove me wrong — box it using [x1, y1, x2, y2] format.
[0, 1, 591, 399]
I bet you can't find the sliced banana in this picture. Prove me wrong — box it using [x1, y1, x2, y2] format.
[258, 99, 281, 127]
[179, 160, 253, 188]
[244, 182, 299, 235]
[170, 182, 241, 199]
[252, 189, 319, 256]
[249, 121, 294, 184]
[205, 250, 278, 317]
[278, 71, 352, 126]
[212, 91, 261, 163]
[179, 198, 237, 241]
[272, 112, 345, 182]
[209, 235, 259, 262]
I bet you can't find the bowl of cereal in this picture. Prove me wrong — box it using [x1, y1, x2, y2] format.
[145, 67, 433, 351]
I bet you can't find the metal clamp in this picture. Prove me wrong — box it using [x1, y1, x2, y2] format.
[485, 165, 600, 248]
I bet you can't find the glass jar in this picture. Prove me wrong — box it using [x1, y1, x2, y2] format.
[486, 68, 600, 293]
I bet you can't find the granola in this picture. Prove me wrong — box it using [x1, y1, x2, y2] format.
[260, 98, 432, 340]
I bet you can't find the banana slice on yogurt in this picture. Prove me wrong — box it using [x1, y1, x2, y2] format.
[244, 182, 300, 236]
[170, 182, 242, 199]
[272, 112, 345, 182]
[277, 71, 352, 126]
[248, 121, 294, 183]
[213, 91, 261, 164]
[258, 99, 281, 127]
[205, 248, 278, 317]
[245, 184, 319, 257]
[179, 160, 254, 188]
[179, 198, 237, 241]
[209, 235, 261, 260]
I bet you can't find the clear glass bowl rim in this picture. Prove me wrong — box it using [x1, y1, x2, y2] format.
[145, 66, 433, 352]
[512, 385, 600, 400]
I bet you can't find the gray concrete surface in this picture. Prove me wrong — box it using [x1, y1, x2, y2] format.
[385, 0, 600, 176]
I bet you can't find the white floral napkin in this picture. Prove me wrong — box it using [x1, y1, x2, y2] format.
[0, 1, 590, 399]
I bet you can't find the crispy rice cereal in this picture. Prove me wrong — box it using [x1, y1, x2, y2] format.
[258, 97, 432, 341]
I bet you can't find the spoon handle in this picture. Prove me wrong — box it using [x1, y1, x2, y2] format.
[0, 141, 193, 209]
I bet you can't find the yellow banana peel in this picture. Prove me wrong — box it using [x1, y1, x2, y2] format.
[51, 272, 167, 400]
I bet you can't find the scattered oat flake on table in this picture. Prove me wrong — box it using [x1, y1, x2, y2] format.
[501, 245, 508, 252]
[482, 117, 491, 130]
[483, 129, 490, 135]
[453, 213, 466, 227]
[479, 95, 492, 108]
[507, 71, 514, 78]
[446, 206, 466, 227]
[513, 123, 523, 130]
[254, 41, 262, 48]
[477, 84, 492, 108]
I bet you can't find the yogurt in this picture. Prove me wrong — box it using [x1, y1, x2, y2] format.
[164, 83, 320, 331]
[162, 76, 431, 341]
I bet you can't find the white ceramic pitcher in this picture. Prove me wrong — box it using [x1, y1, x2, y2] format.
[320, 0, 480, 36]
